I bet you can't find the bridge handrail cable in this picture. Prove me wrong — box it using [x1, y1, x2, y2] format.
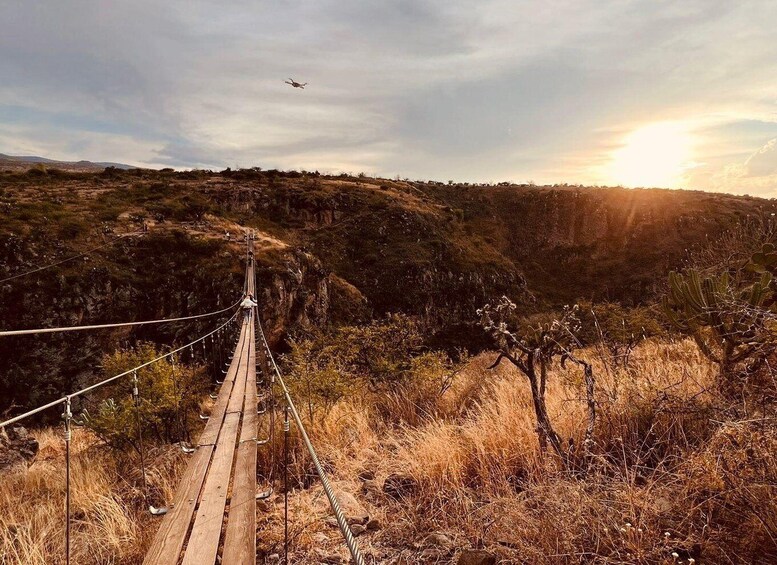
[0, 309, 240, 429]
[0, 298, 242, 337]
[256, 318, 366, 565]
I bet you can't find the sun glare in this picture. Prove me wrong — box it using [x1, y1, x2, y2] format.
[608, 122, 695, 188]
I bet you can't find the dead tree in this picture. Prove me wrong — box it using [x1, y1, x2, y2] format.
[478, 298, 596, 469]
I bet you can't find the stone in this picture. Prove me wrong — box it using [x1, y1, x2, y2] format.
[347, 514, 369, 526]
[314, 549, 343, 564]
[423, 532, 453, 548]
[0, 426, 39, 472]
[325, 517, 339, 528]
[334, 491, 366, 516]
[382, 473, 418, 500]
[366, 518, 381, 531]
[360, 479, 380, 495]
[420, 548, 443, 562]
[457, 549, 497, 565]
[350, 523, 367, 536]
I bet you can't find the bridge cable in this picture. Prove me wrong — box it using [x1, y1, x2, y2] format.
[0, 298, 241, 337]
[0, 310, 239, 429]
[256, 320, 366, 565]
[0, 231, 143, 285]
[284, 405, 290, 564]
[63, 397, 73, 565]
[131, 371, 150, 505]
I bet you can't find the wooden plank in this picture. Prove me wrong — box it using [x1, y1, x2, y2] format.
[199, 322, 248, 445]
[180, 316, 252, 564]
[145, 322, 250, 564]
[142, 445, 215, 565]
[239, 323, 258, 443]
[226, 346, 248, 414]
[222, 324, 258, 563]
[180, 412, 241, 565]
[221, 442, 256, 564]
[145, 261, 257, 565]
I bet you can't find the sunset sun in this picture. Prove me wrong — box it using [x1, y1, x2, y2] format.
[609, 122, 695, 188]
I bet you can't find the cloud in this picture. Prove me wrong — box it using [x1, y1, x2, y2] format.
[745, 138, 777, 177]
[1, 0, 777, 192]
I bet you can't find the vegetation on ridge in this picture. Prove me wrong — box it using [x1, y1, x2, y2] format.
[1, 167, 776, 563]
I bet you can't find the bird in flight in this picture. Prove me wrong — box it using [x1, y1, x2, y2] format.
[285, 78, 307, 89]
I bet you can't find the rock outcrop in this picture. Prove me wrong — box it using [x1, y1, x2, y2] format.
[0, 426, 38, 472]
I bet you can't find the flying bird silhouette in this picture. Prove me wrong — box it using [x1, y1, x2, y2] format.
[285, 78, 307, 89]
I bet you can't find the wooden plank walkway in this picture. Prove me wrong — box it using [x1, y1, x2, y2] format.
[144, 256, 260, 565]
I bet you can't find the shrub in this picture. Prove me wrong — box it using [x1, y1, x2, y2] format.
[283, 315, 460, 423]
[84, 343, 207, 450]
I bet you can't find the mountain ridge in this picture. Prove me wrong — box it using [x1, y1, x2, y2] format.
[0, 152, 135, 171]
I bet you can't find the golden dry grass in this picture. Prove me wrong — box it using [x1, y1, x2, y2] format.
[2, 338, 775, 564]
[0, 429, 185, 565]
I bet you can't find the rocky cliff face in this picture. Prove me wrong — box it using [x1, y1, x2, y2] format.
[0, 229, 241, 418]
[2, 167, 774, 416]
[256, 250, 332, 345]
[420, 184, 777, 304]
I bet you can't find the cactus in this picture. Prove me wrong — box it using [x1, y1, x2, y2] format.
[662, 258, 775, 386]
[747, 243, 777, 273]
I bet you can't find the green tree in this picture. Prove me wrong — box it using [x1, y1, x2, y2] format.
[84, 343, 207, 450]
[283, 315, 458, 422]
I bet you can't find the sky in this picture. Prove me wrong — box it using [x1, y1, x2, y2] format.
[1, 0, 777, 195]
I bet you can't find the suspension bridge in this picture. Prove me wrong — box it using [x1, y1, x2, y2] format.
[0, 235, 365, 565]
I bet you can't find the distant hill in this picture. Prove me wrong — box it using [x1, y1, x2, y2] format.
[0, 152, 136, 172]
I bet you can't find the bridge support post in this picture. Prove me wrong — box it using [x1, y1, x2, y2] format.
[284, 406, 290, 565]
[62, 397, 73, 565]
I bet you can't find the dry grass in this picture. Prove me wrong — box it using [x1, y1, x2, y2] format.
[272, 338, 775, 564]
[0, 429, 185, 565]
[2, 338, 775, 564]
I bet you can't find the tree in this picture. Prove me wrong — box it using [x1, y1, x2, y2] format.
[478, 297, 595, 468]
[283, 315, 459, 423]
[83, 343, 207, 450]
[576, 300, 664, 369]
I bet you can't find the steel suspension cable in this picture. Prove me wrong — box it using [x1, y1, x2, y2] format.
[131, 371, 150, 503]
[0, 310, 239, 429]
[256, 320, 366, 565]
[0, 298, 242, 337]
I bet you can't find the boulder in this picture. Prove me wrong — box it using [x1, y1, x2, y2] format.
[0, 426, 38, 472]
[457, 549, 497, 565]
[347, 514, 369, 526]
[382, 473, 417, 499]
